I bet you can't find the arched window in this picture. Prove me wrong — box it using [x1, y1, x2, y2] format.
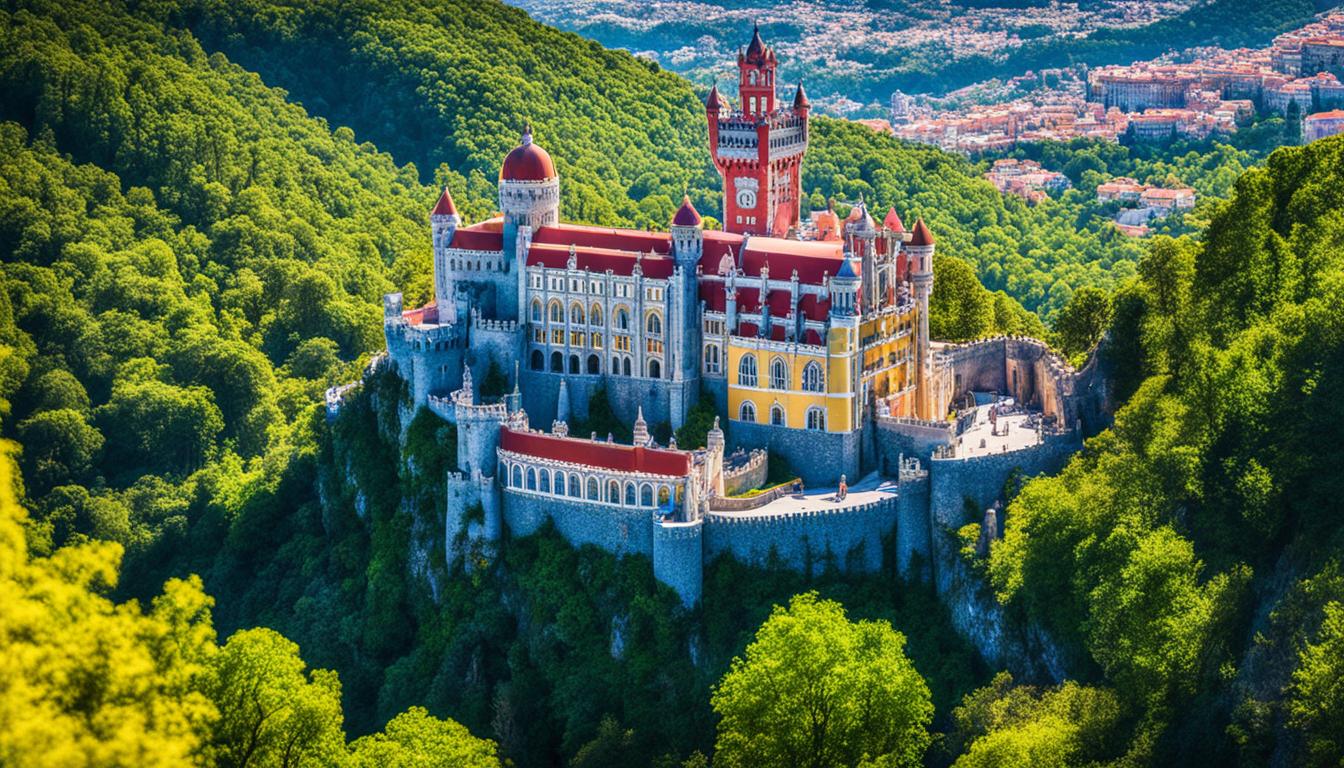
[625, 482, 636, 506]
[640, 484, 653, 507]
[648, 359, 661, 379]
[590, 304, 602, 326]
[571, 303, 585, 325]
[705, 344, 720, 374]
[738, 354, 757, 387]
[623, 357, 632, 377]
[740, 401, 757, 422]
[608, 480, 620, 503]
[771, 405, 785, 426]
[770, 358, 788, 389]
[749, 70, 758, 86]
[569, 355, 580, 375]
[526, 467, 537, 491]
[511, 464, 522, 488]
[569, 473, 581, 498]
[807, 407, 826, 431]
[539, 470, 551, 493]
[587, 354, 600, 374]
[550, 351, 563, 372]
[802, 361, 824, 392]
[646, 312, 662, 335]
[531, 349, 544, 371]
[531, 300, 542, 323]
[587, 477, 599, 500]
[555, 472, 566, 495]
[615, 307, 630, 330]
[549, 300, 563, 323]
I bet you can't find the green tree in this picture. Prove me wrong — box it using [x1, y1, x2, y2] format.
[1052, 286, 1111, 362]
[16, 408, 103, 492]
[349, 706, 501, 768]
[949, 673, 1122, 768]
[95, 379, 224, 479]
[711, 592, 933, 768]
[207, 628, 346, 768]
[1288, 601, 1344, 767]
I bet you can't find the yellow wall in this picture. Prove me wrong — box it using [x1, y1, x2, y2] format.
[726, 332, 855, 433]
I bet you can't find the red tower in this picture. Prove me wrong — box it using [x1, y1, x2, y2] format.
[707, 25, 809, 238]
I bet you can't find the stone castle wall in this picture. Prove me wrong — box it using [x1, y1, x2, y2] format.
[653, 520, 704, 606]
[703, 496, 899, 574]
[726, 420, 862, 486]
[502, 488, 654, 557]
[519, 369, 694, 432]
[722, 448, 768, 495]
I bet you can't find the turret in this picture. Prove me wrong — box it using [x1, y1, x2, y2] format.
[431, 187, 460, 322]
[633, 406, 650, 446]
[830, 254, 860, 319]
[908, 218, 936, 419]
[552, 378, 570, 437]
[670, 195, 704, 266]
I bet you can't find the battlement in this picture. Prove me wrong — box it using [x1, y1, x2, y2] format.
[471, 308, 519, 334]
[705, 496, 894, 527]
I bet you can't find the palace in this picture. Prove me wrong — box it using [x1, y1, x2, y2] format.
[372, 27, 1107, 609]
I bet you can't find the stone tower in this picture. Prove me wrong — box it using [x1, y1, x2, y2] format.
[500, 125, 559, 323]
[706, 25, 809, 237]
[430, 187, 461, 322]
[669, 195, 705, 426]
[908, 218, 936, 420]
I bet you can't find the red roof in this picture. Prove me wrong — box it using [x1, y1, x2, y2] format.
[803, 329, 822, 346]
[499, 427, 691, 477]
[909, 218, 935, 247]
[706, 85, 724, 111]
[431, 187, 457, 216]
[740, 237, 843, 285]
[501, 129, 556, 181]
[738, 321, 759, 337]
[401, 303, 439, 325]
[527, 242, 675, 278]
[769, 325, 787, 341]
[533, 223, 672, 254]
[449, 220, 504, 251]
[882, 207, 904, 231]
[1306, 109, 1344, 120]
[672, 195, 702, 227]
[698, 230, 745, 274]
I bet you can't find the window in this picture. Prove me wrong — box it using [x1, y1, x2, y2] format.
[587, 354, 600, 374]
[648, 359, 661, 379]
[530, 350, 544, 371]
[531, 300, 542, 323]
[549, 301, 563, 323]
[705, 344, 721, 374]
[555, 472, 565, 495]
[640, 484, 653, 507]
[625, 482, 636, 506]
[550, 351, 563, 372]
[623, 357, 632, 376]
[569, 473, 581, 498]
[803, 361, 824, 392]
[590, 304, 602, 326]
[511, 465, 521, 488]
[570, 303, 584, 325]
[539, 470, 550, 493]
[646, 312, 662, 336]
[615, 307, 630, 331]
[738, 354, 757, 387]
[771, 405, 785, 426]
[807, 408, 826, 431]
[526, 468, 537, 491]
[569, 355, 580, 375]
[770, 358, 788, 390]
[587, 477, 599, 500]
[739, 401, 756, 422]
[608, 480, 620, 503]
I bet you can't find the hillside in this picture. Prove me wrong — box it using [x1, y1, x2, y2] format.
[985, 135, 1344, 765]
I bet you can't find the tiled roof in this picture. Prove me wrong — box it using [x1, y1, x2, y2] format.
[499, 427, 691, 476]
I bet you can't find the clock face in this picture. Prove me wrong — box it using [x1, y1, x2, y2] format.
[736, 188, 757, 209]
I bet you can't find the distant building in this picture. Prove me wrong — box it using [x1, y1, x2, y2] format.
[984, 159, 1071, 204]
[1304, 109, 1344, 142]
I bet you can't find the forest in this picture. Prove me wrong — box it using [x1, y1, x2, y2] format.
[2, 0, 1343, 765]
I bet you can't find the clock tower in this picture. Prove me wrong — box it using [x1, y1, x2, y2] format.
[706, 24, 809, 238]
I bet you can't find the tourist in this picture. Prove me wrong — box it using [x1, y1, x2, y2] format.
[837, 474, 848, 502]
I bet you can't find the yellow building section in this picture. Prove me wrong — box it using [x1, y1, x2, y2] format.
[859, 307, 919, 418]
[724, 333, 857, 433]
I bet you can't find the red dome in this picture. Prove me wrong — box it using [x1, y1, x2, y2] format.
[500, 127, 556, 182]
[672, 195, 702, 226]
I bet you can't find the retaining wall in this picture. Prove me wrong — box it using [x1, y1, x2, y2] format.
[502, 488, 653, 557]
[726, 420, 861, 486]
[703, 496, 898, 574]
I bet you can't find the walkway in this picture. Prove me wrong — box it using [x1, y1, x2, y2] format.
[714, 472, 899, 518]
[955, 398, 1044, 458]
